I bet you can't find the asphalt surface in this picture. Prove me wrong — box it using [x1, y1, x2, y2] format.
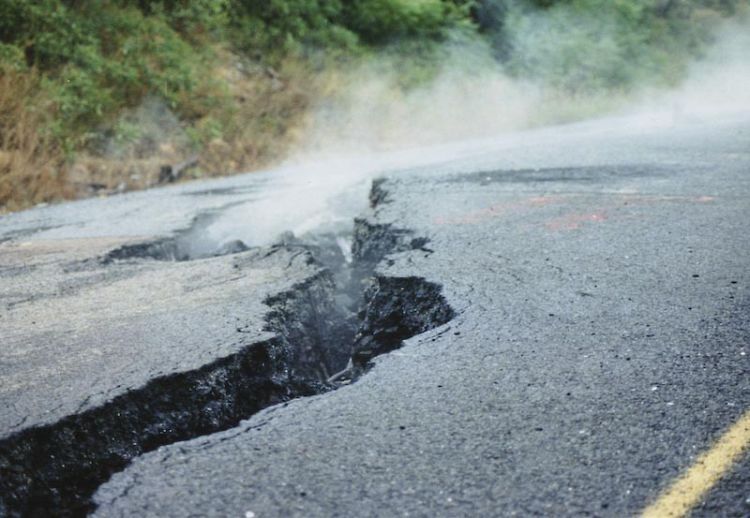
[0, 155, 362, 437]
[91, 114, 750, 516]
[0, 241, 318, 436]
[2, 111, 749, 516]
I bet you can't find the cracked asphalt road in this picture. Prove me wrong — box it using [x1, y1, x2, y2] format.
[0, 242, 316, 434]
[1, 159, 361, 440]
[90, 115, 750, 516]
[2, 111, 749, 517]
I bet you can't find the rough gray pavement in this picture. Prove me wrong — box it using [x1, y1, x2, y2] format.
[90, 115, 750, 516]
[0, 165, 363, 515]
[0, 241, 318, 435]
[0, 149, 373, 438]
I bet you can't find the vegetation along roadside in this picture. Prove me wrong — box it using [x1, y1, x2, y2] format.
[0, 0, 745, 212]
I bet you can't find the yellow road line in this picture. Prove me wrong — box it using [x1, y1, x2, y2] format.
[641, 409, 750, 518]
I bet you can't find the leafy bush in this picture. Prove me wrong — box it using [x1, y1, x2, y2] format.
[229, 0, 472, 56]
[0, 0, 473, 155]
[342, 0, 472, 44]
[117, 0, 230, 39]
[0, 42, 25, 71]
[229, 0, 356, 54]
[0, 1, 226, 150]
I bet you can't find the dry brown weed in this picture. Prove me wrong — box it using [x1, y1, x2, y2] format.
[0, 70, 70, 213]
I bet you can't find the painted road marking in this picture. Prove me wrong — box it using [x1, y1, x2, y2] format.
[641, 409, 750, 518]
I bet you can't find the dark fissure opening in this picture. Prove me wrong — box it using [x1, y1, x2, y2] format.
[0, 183, 454, 518]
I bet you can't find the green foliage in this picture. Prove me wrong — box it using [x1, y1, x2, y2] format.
[229, 0, 359, 55]
[229, 0, 472, 56]
[0, 42, 25, 71]
[0, 0, 744, 161]
[185, 116, 224, 148]
[0, 0, 225, 149]
[117, 0, 230, 39]
[342, 0, 472, 44]
[0, 0, 473, 152]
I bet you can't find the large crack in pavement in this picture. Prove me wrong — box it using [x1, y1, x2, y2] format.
[0, 268, 337, 516]
[0, 180, 454, 517]
[84, 114, 750, 517]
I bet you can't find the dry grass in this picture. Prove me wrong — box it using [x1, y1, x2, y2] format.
[67, 51, 319, 197]
[197, 50, 317, 175]
[0, 70, 70, 214]
[0, 52, 328, 213]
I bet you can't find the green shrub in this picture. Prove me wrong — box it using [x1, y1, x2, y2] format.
[117, 0, 230, 39]
[343, 0, 472, 44]
[0, 1, 226, 149]
[229, 0, 473, 57]
[229, 0, 357, 55]
[0, 42, 25, 71]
